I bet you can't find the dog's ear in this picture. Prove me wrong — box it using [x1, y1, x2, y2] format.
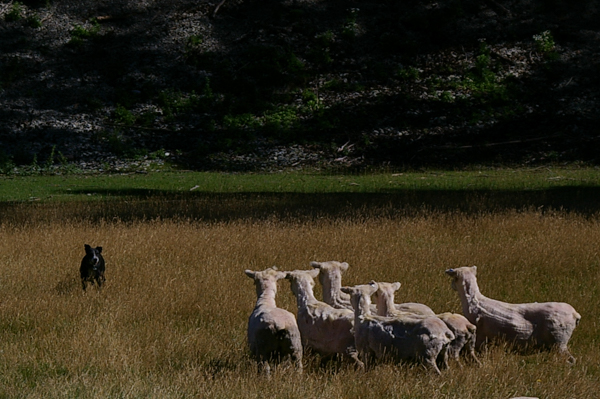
[84, 244, 92, 253]
[96, 247, 103, 254]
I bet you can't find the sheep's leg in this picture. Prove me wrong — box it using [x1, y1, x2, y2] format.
[470, 349, 482, 366]
[449, 347, 463, 369]
[557, 344, 576, 364]
[259, 361, 271, 378]
[345, 347, 365, 370]
[292, 352, 303, 374]
[474, 324, 488, 351]
[466, 337, 482, 366]
[424, 357, 442, 375]
[455, 357, 464, 369]
[437, 344, 450, 370]
[468, 344, 482, 366]
[358, 348, 374, 370]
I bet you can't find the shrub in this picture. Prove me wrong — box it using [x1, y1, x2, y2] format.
[0, 151, 15, 174]
[27, 13, 42, 28]
[114, 105, 136, 126]
[5, 2, 23, 22]
[533, 30, 559, 60]
[533, 30, 556, 54]
[263, 106, 298, 134]
[397, 66, 420, 81]
[68, 19, 101, 46]
[341, 8, 360, 38]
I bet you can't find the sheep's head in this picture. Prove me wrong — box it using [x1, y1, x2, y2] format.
[311, 261, 349, 286]
[245, 267, 285, 295]
[445, 268, 458, 291]
[372, 281, 401, 301]
[445, 266, 477, 291]
[284, 269, 320, 296]
[312, 261, 351, 302]
[341, 282, 378, 312]
[311, 261, 349, 273]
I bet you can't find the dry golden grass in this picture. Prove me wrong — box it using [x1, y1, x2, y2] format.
[0, 209, 598, 398]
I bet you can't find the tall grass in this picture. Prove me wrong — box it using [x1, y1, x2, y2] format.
[0, 206, 598, 398]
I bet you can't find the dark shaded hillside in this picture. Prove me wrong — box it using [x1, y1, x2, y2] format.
[1, 0, 599, 172]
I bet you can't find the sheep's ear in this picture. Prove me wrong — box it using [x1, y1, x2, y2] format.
[310, 261, 321, 269]
[340, 262, 349, 272]
[445, 268, 457, 277]
[392, 282, 401, 291]
[244, 270, 255, 278]
[271, 266, 278, 271]
[340, 286, 352, 294]
[471, 265, 477, 275]
[309, 268, 320, 278]
[274, 271, 287, 280]
[366, 281, 378, 294]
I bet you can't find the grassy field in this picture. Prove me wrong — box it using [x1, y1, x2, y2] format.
[0, 170, 599, 398]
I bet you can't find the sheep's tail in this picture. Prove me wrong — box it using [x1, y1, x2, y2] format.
[467, 323, 476, 334]
[431, 329, 455, 345]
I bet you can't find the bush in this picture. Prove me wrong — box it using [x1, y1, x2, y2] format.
[5, 2, 23, 22]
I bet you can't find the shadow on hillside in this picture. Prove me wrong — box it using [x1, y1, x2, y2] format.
[0, 0, 598, 167]
[1, 186, 599, 224]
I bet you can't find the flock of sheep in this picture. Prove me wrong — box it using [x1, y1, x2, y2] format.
[244, 261, 581, 377]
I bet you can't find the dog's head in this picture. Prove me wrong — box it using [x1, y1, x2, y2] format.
[84, 244, 103, 270]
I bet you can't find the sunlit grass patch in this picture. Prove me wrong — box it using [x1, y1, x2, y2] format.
[0, 208, 597, 397]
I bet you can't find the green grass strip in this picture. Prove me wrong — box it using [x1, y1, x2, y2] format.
[0, 168, 599, 203]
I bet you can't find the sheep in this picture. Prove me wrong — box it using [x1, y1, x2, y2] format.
[245, 267, 303, 375]
[311, 260, 436, 316]
[284, 268, 364, 368]
[445, 266, 581, 363]
[341, 282, 455, 374]
[311, 261, 352, 310]
[373, 281, 480, 368]
[436, 312, 480, 367]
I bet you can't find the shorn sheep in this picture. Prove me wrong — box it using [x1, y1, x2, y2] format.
[311, 260, 436, 316]
[311, 261, 352, 310]
[284, 268, 364, 368]
[373, 281, 480, 368]
[445, 266, 581, 363]
[436, 312, 481, 367]
[341, 282, 454, 374]
[244, 267, 303, 374]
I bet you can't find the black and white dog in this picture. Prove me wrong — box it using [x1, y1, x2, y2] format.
[80, 244, 106, 291]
